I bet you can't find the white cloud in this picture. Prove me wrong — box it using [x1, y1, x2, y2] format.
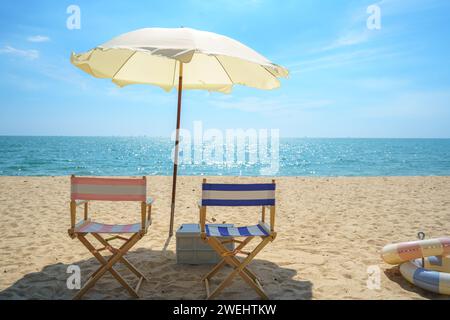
[289, 46, 403, 74]
[209, 95, 333, 116]
[321, 30, 371, 51]
[294, 0, 444, 73]
[27, 35, 50, 43]
[318, 3, 380, 52]
[0, 45, 39, 60]
[354, 77, 411, 90]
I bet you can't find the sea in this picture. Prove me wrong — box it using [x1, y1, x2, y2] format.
[0, 136, 449, 176]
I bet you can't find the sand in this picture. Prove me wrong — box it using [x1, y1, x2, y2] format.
[0, 176, 449, 300]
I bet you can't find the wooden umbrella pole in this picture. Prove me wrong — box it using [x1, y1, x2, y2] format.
[169, 62, 183, 236]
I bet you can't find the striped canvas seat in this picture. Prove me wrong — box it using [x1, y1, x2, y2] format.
[71, 177, 146, 201]
[202, 183, 275, 207]
[75, 220, 141, 233]
[206, 224, 269, 237]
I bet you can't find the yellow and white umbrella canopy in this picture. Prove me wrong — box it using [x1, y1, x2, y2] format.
[71, 27, 288, 93]
[71, 27, 288, 236]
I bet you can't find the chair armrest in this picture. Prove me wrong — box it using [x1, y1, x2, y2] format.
[145, 215, 152, 229]
[146, 197, 155, 206]
[141, 199, 153, 233]
[75, 200, 89, 207]
[199, 202, 207, 236]
[70, 200, 89, 230]
[261, 205, 275, 232]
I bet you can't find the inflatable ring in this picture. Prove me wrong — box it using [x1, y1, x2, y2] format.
[381, 237, 450, 265]
[382, 238, 450, 295]
[400, 257, 450, 295]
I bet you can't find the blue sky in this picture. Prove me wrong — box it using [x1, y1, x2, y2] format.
[0, 0, 449, 138]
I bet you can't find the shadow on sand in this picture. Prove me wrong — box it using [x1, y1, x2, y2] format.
[384, 266, 449, 300]
[0, 247, 313, 300]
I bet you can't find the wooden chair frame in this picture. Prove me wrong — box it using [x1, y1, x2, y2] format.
[199, 178, 277, 300]
[68, 175, 153, 300]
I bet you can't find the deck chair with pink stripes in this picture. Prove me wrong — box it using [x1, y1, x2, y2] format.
[199, 179, 277, 300]
[68, 175, 153, 299]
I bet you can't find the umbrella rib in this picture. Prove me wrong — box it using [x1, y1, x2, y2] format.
[111, 51, 137, 80]
[215, 56, 234, 85]
[261, 65, 280, 82]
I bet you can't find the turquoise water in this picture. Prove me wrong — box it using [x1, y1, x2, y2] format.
[0, 136, 449, 176]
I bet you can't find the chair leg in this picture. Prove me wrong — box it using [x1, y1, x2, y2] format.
[228, 237, 259, 281]
[220, 255, 268, 300]
[227, 255, 259, 282]
[223, 237, 270, 299]
[92, 233, 148, 280]
[209, 255, 268, 300]
[202, 237, 255, 282]
[74, 233, 142, 300]
[204, 236, 271, 300]
[202, 259, 226, 281]
[207, 238, 267, 300]
[77, 235, 139, 298]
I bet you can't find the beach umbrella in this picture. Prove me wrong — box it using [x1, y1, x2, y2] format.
[70, 27, 288, 236]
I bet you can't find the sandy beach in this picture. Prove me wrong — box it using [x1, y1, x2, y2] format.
[0, 176, 449, 300]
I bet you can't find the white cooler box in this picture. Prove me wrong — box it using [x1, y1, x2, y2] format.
[176, 223, 235, 264]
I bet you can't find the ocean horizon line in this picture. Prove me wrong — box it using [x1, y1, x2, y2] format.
[1, 135, 450, 140]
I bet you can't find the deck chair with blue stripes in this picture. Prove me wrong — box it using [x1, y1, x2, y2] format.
[68, 175, 154, 299]
[199, 179, 277, 300]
